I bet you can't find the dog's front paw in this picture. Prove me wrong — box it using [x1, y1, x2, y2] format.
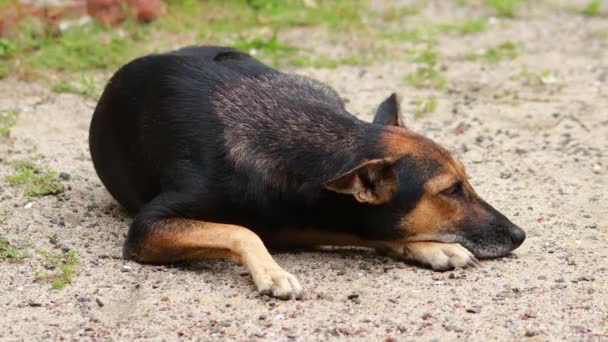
[251, 266, 303, 300]
[381, 241, 479, 271]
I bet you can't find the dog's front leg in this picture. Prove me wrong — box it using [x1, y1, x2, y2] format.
[124, 218, 303, 299]
[379, 241, 480, 271]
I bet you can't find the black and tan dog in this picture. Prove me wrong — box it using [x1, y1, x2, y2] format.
[89, 45, 525, 299]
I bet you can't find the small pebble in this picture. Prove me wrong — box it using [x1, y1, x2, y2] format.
[95, 297, 104, 307]
[525, 329, 541, 337]
[466, 306, 481, 314]
[27, 300, 42, 307]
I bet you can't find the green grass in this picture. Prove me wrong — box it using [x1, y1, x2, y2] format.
[581, 0, 602, 16]
[289, 53, 374, 69]
[485, 0, 526, 18]
[510, 67, 557, 86]
[405, 66, 447, 89]
[377, 5, 420, 21]
[413, 96, 438, 117]
[0, 237, 27, 261]
[51, 75, 101, 99]
[465, 41, 519, 63]
[0, 110, 19, 136]
[381, 30, 422, 42]
[232, 31, 298, 68]
[457, 18, 487, 34]
[34, 250, 79, 289]
[4, 162, 65, 196]
[1, 0, 373, 80]
[404, 49, 447, 89]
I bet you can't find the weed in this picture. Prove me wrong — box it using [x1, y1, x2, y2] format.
[405, 49, 447, 89]
[510, 67, 558, 86]
[485, 0, 526, 18]
[581, 0, 602, 16]
[0, 110, 19, 136]
[34, 250, 79, 289]
[378, 5, 420, 22]
[5, 162, 65, 196]
[289, 53, 373, 69]
[51, 75, 100, 99]
[381, 30, 422, 43]
[465, 41, 519, 63]
[0, 237, 27, 261]
[232, 31, 297, 68]
[458, 18, 487, 34]
[413, 96, 438, 117]
[406, 67, 446, 89]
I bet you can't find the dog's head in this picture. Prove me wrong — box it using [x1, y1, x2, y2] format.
[323, 94, 525, 258]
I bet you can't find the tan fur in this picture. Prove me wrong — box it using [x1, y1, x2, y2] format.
[133, 218, 303, 299]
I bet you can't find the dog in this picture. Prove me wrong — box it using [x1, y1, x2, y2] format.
[89, 45, 525, 299]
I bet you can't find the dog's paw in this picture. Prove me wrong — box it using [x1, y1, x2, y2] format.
[251, 266, 303, 300]
[381, 241, 479, 271]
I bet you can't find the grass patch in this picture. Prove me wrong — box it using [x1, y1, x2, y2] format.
[34, 250, 79, 289]
[232, 31, 298, 68]
[485, 0, 526, 18]
[405, 68, 447, 89]
[377, 5, 420, 22]
[381, 30, 422, 42]
[413, 96, 438, 117]
[1, 0, 369, 79]
[0, 237, 27, 261]
[4, 162, 65, 196]
[0, 110, 19, 136]
[1, 15, 139, 75]
[465, 41, 519, 63]
[289, 53, 374, 69]
[51, 75, 101, 99]
[580, 0, 602, 16]
[510, 67, 558, 86]
[457, 18, 487, 34]
[405, 49, 447, 89]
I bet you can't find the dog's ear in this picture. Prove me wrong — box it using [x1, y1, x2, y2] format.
[324, 158, 398, 205]
[373, 93, 404, 127]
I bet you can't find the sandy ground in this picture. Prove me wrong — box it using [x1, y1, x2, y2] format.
[1, 1, 608, 341]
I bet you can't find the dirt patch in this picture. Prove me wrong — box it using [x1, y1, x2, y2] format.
[1, 1, 607, 340]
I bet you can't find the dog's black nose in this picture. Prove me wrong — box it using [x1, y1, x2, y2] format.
[509, 225, 526, 247]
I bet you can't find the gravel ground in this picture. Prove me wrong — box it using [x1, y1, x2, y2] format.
[1, 1, 607, 341]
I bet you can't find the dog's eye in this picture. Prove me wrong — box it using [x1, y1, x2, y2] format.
[442, 182, 463, 198]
